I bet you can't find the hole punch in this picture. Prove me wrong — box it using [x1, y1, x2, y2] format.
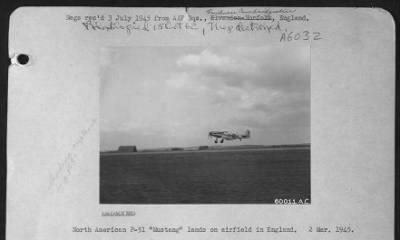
[16, 54, 29, 65]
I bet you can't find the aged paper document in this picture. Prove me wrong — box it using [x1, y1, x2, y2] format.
[8, 7, 394, 240]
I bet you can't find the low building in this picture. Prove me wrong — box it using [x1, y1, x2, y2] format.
[198, 146, 209, 150]
[118, 146, 137, 152]
[171, 147, 184, 151]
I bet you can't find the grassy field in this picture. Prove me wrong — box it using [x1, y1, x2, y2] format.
[100, 148, 310, 204]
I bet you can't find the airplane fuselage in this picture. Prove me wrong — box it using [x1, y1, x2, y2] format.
[209, 130, 250, 143]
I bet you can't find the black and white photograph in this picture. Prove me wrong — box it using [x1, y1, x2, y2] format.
[6, 6, 396, 240]
[100, 45, 310, 204]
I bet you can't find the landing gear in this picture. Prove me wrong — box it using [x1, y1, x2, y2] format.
[220, 139, 224, 143]
[214, 138, 218, 143]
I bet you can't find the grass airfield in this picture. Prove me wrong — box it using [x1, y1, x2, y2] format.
[100, 145, 310, 204]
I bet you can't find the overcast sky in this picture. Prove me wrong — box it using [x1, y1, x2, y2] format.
[100, 45, 310, 151]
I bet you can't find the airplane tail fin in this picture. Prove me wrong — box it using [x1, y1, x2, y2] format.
[243, 130, 251, 138]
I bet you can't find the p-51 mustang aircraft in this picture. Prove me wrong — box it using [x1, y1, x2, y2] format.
[208, 130, 251, 143]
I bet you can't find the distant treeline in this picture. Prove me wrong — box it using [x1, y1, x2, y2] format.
[210, 143, 310, 150]
[100, 143, 311, 154]
[265, 143, 310, 148]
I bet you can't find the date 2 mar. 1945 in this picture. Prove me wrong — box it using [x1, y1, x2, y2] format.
[280, 31, 322, 42]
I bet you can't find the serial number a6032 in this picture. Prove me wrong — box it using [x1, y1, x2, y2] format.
[280, 31, 322, 42]
[274, 198, 310, 204]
